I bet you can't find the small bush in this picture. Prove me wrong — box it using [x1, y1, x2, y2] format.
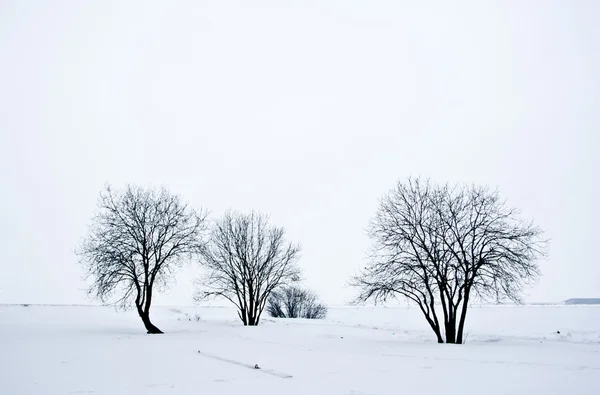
[178, 313, 202, 322]
[267, 285, 327, 319]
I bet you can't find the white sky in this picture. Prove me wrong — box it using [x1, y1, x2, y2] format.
[0, 1, 598, 306]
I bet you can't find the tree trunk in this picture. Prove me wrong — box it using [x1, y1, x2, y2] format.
[445, 320, 456, 344]
[138, 309, 163, 334]
[433, 325, 444, 343]
[256, 304, 265, 326]
[439, 288, 451, 342]
[425, 318, 444, 343]
[442, 297, 456, 344]
[418, 305, 444, 343]
[456, 289, 471, 344]
[239, 308, 248, 326]
[134, 285, 162, 334]
[247, 309, 257, 326]
[426, 299, 443, 343]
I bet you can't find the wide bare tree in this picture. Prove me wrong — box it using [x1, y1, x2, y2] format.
[195, 211, 301, 326]
[351, 177, 547, 344]
[77, 185, 207, 333]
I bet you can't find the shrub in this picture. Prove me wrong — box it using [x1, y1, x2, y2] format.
[267, 285, 327, 319]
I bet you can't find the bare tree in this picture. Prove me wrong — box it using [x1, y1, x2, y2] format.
[267, 285, 328, 319]
[351, 177, 547, 344]
[77, 185, 207, 334]
[195, 211, 301, 326]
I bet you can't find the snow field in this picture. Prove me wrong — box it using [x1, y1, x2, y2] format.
[1, 304, 599, 395]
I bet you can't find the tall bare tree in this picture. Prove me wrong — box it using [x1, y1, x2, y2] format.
[77, 185, 207, 334]
[351, 178, 547, 344]
[195, 211, 301, 326]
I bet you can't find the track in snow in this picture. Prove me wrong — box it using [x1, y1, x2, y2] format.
[197, 350, 293, 379]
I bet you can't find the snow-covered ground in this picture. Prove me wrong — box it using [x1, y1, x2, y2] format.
[1, 304, 599, 395]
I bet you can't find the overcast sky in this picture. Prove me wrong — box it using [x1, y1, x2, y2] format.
[1, 1, 598, 307]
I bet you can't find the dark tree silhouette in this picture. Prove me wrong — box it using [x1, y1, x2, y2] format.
[351, 178, 547, 344]
[77, 185, 207, 334]
[267, 285, 327, 319]
[195, 211, 301, 326]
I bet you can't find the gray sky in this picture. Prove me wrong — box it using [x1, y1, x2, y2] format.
[1, 1, 598, 306]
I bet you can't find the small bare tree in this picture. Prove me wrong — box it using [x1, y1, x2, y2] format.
[351, 177, 547, 344]
[267, 285, 328, 319]
[195, 211, 301, 326]
[77, 185, 207, 334]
